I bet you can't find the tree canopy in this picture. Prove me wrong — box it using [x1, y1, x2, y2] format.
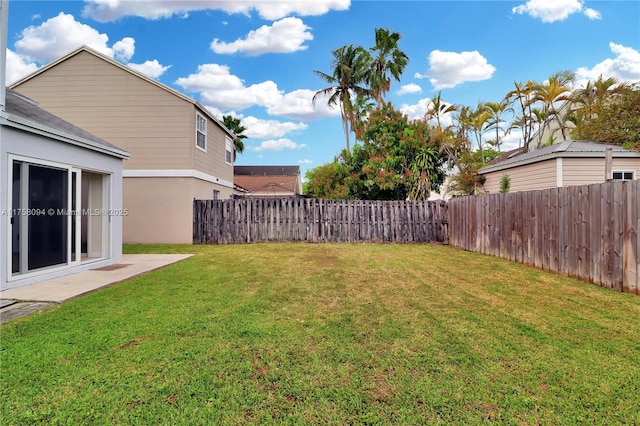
[305, 103, 446, 200]
[308, 29, 640, 199]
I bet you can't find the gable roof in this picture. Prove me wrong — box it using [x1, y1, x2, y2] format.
[234, 175, 301, 196]
[2, 89, 129, 159]
[479, 140, 640, 174]
[9, 45, 235, 139]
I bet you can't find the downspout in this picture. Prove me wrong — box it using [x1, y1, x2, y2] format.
[0, 0, 8, 114]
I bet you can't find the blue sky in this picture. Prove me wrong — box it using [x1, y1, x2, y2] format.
[5, 0, 640, 177]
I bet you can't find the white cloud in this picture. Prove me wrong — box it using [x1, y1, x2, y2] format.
[175, 63, 281, 110]
[127, 60, 172, 79]
[211, 17, 313, 56]
[5, 49, 39, 85]
[583, 8, 601, 20]
[512, 0, 600, 23]
[417, 50, 496, 90]
[249, 138, 306, 152]
[576, 42, 640, 84]
[399, 97, 455, 128]
[241, 116, 308, 139]
[15, 12, 116, 62]
[499, 130, 523, 152]
[298, 159, 313, 164]
[82, 0, 350, 22]
[175, 65, 339, 119]
[268, 89, 340, 120]
[397, 83, 422, 95]
[399, 98, 433, 121]
[112, 37, 135, 62]
[8, 13, 171, 84]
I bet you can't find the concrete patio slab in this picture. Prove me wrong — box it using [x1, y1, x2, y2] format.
[0, 254, 193, 304]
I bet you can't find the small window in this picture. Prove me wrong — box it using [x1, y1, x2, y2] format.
[612, 171, 634, 181]
[225, 136, 233, 165]
[196, 113, 207, 151]
[213, 190, 219, 200]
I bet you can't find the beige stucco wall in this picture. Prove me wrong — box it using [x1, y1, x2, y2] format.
[563, 157, 640, 186]
[483, 159, 557, 193]
[123, 176, 233, 244]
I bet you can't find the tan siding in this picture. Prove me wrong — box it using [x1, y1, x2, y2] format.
[12, 51, 193, 170]
[483, 159, 557, 193]
[192, 109, 234, 183]
[563, 157, 640, 186]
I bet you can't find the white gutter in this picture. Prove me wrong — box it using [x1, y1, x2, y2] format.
[0, 0, 8, 114]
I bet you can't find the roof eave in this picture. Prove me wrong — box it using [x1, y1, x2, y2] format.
[479, 150, 640, 175]
[1, 113, 131, 159]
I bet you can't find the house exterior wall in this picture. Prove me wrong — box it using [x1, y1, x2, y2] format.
[0, 125, 125, 290]
[123, 176, 233, 244]
[483, 159, 557, 193]
[11, 51, 194, 170]
[11, 49, 236, 243]
[563, 157, 640, 186]
[192, 108, 233, 179]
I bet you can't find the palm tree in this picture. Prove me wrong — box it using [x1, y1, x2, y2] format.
[313, 45, 372, 152]
[222, 115, 247, 160]
[468, 102, 492, 163]
[408, 146, 441, 200]
[570, 75, 628, 123]
[484, 100, 513, 153]
[369, 28, 409, 106]
[425, 91, 457, 132]
[505, 80, 537, 150]
[534, 70, 576, 142]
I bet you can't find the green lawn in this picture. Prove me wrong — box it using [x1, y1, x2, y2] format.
[2, 243, 640, 424]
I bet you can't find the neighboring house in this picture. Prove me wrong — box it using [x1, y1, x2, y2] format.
[234, 166, 303, 197]
[479, 140, 640, 193]
[1, 88, 130, 290]
[10, 46, 236, 244]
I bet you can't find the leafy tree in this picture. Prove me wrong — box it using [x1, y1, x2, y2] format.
[369, 28, 409, 106]
[313, 45, 372, 152]
[570, 82, 640, 149]
[446, 149, 500, 196]
[304, 103, 446, 200]
[358, 103, 445, 200]
[303, 161, 350, 199]
[222, 115, 247, 159]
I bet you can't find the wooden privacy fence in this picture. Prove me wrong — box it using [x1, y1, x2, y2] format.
[448, 180, 639, 294]
[193, 198, 448, 244]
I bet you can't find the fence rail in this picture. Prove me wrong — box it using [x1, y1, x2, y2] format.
[193, 198, 448, 244]
[448, 180, 639, 294]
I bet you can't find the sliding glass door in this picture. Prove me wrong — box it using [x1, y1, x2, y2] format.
[9, 157, 88, 278]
